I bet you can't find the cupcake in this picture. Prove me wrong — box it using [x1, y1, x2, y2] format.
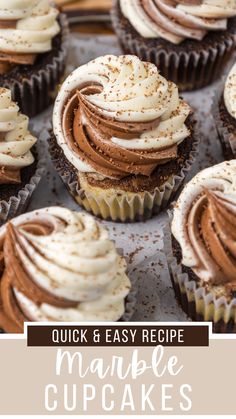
[0, 88, 44, 224]
[111, 0, 236, 91]
[0, 0, 68, 117]
[164, 160, 236, 333]
[0, 207, 133, 333]
[51, 54, 198, 222]
[213, 62, 236, 159]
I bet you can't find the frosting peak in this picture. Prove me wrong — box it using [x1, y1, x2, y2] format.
[0, 207, 131, 331]
[53, 55, 191, 179]
[224, 62, 236, 120]
[0, 87, 36, 184]
[120, 0, 236, 44]
[172, 161, 236, 286]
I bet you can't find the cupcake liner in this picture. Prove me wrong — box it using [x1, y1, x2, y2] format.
[0, 138, 46, 225]
[111, 1, 236, 91]
[49, 128, 199, 222]
[2, 14, 69, 118]
[212, 79, 236, 159]
[163, 219, 236, 333]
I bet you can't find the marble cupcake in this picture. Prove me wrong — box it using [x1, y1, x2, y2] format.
[164, 160, 236, 333]
[0, 207, 134, 333]
[213, 62, 236, 159]
[0, 88, 44, 224]
[0, 0, 68, 117]
[50, 54, 198, 222]
[111, 0, 236, 91]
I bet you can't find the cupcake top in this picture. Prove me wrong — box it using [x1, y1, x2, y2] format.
[0, 88, 37, 184]
[224, 62, 236, 120]
[53, 54, 192, 179]
[171, 160, 236, 288]
[120, 0, 236, 44]
[0, 207, 131, 326]
[0, 0, 60, 73]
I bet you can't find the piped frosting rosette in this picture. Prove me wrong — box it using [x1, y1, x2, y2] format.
[51, 55, 197, 222]
[0, 0, 60, 73]
[164, 160, 236, 332]
[111, 1, 236, 91]
[0, 88, 36, 184]
[120, 0, 236, 44]
[0, 207, 133, 333]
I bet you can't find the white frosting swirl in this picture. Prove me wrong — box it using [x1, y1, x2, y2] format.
[171, 160, 236, 270]
[0, 88, 36, 168]
[0, 0, 60, 54]
[224, 62, 236, 120]
[120, 0, 236, 44]
[53, 54, 191, 174]
[0, 207, 131, 322]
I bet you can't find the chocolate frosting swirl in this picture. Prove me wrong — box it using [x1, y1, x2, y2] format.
[53, 55, 191, 179]
[0, 207, 131, 332]
[120, 0, 236, 44]
[172, 161, 236, 287]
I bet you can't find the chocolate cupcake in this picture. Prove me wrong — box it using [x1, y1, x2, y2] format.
[213, 62, 236, 159]
[164, 160, 236, 333]
[111, 0, 236, 91]
[0, 88, 44, 224]
[0, 207, 134, 333]
[0, 0, 68, 117]
[51, 54, 198, 222]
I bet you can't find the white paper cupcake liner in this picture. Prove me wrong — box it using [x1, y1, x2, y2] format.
[163, 219, 236, 333]
[212, 79, 236, 159]
[2, 13, 69, 117]
[111, 1, 236, 91]
[0, 138, 46, 225]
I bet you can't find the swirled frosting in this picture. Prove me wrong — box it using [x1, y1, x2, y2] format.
[53, 54, 191, 179]
[224, 62, 236, 120]
[0, 0, 60, 53]
[0, 207, 131, 331]
[171, 160, 236, 287]
[120, 0, 236, 44]
[0, 88, 36, 184]
[0, 0, 60, 73]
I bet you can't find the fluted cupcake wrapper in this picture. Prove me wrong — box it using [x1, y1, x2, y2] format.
[0, 138, 46, 226]
[49, 131, 199, 222]
[2, 14, 69, 118]
[212, 79, 236, 159]
[163, 220, 236, 333]
[111, 2, 236, 91]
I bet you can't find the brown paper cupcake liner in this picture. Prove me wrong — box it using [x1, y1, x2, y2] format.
[1, 14, 69, 118]
[212, 79, 236, 159]
[111, 1, 236, 91]
[0, 139, 46, 226]
[163, 220, 236, 333]
[48, 127, 199, 222]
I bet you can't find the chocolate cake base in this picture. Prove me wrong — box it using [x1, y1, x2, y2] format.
[111, 1, 236, 91]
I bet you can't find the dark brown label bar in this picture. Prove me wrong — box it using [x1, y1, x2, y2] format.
[27, 325, 209, 347]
